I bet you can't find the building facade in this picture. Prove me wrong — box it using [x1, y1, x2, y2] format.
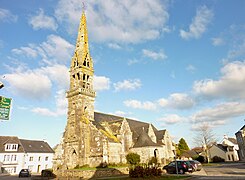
[235, 125, 245, 161]
[0, 136, 54, 175]
[61, 11, 175, 169]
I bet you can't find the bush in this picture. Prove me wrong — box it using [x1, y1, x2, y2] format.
[212, 156, 225, 163]
[129, 165, 162, 178]
[96, 162, 108, 168]
[126, 153, 140, 165]
[148, 157, 158, 165]
[194, 155, 205, 163]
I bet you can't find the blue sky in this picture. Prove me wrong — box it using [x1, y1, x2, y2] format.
[1, 0, 245, 148]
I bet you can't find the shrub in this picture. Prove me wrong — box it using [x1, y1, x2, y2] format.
[96, 162, 108, 168]
[129, 165, 162, 178]
[194, 155, 205, 163]
[126, 153, 140, 165]
[212, 156, 225, 163]
[148, 157, 158, 165]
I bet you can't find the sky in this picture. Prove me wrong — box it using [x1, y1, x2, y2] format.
[1, 0, 245, 148]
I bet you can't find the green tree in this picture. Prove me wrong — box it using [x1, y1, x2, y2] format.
[178, 138, 190, 155]
[126, 153, 140, 165]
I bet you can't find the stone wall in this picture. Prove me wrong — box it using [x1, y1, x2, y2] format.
[56, 167, 128, 179]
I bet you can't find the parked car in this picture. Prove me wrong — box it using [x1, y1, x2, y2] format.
[19, 169, 31, 178]
[188, 160, 202, 171]
[163, 160, 193, 174]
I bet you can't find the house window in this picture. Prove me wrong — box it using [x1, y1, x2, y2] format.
[29, 157, 33, 161]
[38, 156, 41, 161]
[12, 144, 18, 150]
[45, 156, 48, 161]
[228, 155, 231, 160]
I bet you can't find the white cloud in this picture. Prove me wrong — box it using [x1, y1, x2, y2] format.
[40, 35, 74, 64]
[158, 114, 187, 125]
[193, 61, 245, 99]
[186, 64, 196, 73]
[12, 46, 38, 58]
[114, 79, 141, 92]
[38, 64, 69, 89]
[11, 35, 74, 64]
[3, 70, 52, 100]
[124, 99, 157, 111]
[55, 0, 169, 43]
[2, 64, 69, 100]
[108, 43, 121, 49]
[228, 38, 245, 59]
[32, 89, 67, 117]
[191, 102, 245, 123]
[142, 49, 167, 60]
[180, 5, 213, 40]
[158, 93, 195, 109]
[212, 37, 225, 46]
[0, 8, 17, 23]
[28, 9, 58, 31]
[94, 75, 110, 91]
[128, 59, 140, 66]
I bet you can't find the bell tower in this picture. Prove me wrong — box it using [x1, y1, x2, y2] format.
[63, 10, 96, 169]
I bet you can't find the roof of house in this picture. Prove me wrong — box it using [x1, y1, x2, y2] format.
[94, 112, 165, 147]
[228, 138, 237, 145]
[0, 136, 54, 154]
[19, 139, 54, 153]
[0, 136, 24, 153]
[216, 144, 228, 152]
[181, 150, 198, 158]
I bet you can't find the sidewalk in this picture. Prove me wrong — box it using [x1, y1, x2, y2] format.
[0, 173, 9, 177]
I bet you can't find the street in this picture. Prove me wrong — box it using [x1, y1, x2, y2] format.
[1, 162, 245, 179]
[190, 162, 245, 179]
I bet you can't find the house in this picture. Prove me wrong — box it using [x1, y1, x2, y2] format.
[60, 10, 176, 169]
[209, 143, 239, 162]
[0, 136, 54, 175]
[235, 125, 245, 161]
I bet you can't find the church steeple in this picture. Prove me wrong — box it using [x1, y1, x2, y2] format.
[63, 10, 96, 168]
[68, 10, 95, 98]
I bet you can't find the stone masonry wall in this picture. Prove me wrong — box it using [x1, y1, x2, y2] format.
[56, 167, 128, 179]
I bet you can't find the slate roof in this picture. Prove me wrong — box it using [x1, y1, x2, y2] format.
[216, 144, 228, 152]
[19, 139, 54, 153]
[94, 112, 164, 147]
[181, 150, 198, 158]
[228, 138, 237, 145]
[133, 129, 161, 148]
[0, 136, 54, 153]
[0, 136, 24, 153]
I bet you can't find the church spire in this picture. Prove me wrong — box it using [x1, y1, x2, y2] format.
[68, 10, 95, 98]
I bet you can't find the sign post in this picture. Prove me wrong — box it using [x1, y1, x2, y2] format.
[0, 96, 12, 120]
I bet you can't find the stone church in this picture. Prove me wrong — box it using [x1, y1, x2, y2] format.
[60, 11, 175, 169]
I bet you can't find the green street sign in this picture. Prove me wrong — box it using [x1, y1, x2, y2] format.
[0, 96, 12, 120]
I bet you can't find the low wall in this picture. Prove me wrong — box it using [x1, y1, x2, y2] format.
[56, 167, 128, 179]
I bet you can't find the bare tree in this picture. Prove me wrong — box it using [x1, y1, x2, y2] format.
[193, 124, 217, 163]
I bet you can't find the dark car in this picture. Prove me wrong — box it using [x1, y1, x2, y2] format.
[163, 160, 193, 174]
[19, 169, 31, 178]
[188, 160, 202, 171]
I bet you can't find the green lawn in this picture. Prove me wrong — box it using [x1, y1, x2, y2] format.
[96, 175, 191, 180]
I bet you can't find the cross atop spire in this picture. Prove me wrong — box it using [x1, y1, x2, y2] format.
[82, 1, 86, 12]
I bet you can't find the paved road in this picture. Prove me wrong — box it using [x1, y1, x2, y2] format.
[1, 162, 245, 180]
[190, 162, 245, 179]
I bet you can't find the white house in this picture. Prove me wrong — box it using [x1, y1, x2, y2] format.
[209, 136, 239, 162]
[0, 136, 54, 175]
